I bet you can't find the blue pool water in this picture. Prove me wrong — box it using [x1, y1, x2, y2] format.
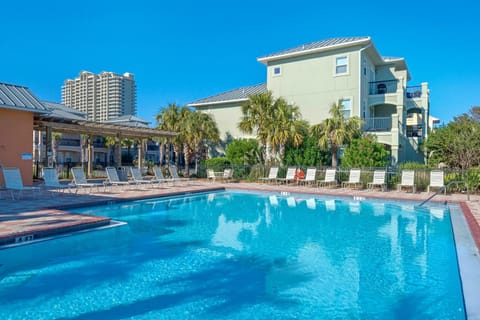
[0, 191, 466, 319]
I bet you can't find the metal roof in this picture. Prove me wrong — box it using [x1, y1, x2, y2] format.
[103, 115, 150, 127]
[257, 36, 371, 63]
[188, 83, 267, 107]
[0, 82, 49, 113]
[41, 101, 87, 121]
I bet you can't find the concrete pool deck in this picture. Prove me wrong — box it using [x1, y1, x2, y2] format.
[1, 180, 480, 250]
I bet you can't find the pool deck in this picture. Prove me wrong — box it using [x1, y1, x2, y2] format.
[1, 180, 480, 250]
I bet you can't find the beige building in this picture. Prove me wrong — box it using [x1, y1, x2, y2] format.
[188, 36, 432, 164]
[62, 71, 136, 121]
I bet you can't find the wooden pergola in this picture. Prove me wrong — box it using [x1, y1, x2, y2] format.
[33, 116, 177, 177]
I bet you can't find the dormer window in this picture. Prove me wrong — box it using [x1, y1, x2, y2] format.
[335, 56, 348, 75]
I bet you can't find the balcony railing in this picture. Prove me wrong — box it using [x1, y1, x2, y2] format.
[369, 80, 398, 95]
[363, 117, 392, 132]
[59, 139, 80, 147]
[406, 86, 422, 98]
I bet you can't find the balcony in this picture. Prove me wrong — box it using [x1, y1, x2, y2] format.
[363, 117, 392, 132]
[406, 86, 422, 99]
[369, 80, 398, 95]
[59, 139, 80, 147]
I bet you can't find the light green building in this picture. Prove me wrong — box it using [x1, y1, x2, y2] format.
[188, 36, 431, 164]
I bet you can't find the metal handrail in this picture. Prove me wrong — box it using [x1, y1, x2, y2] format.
[418, 180, 467, 206]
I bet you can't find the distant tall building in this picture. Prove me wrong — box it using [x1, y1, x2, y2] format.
[62, 71, 136, 121]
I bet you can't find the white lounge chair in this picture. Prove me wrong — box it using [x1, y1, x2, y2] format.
[130, 167, 154, 187]
[342, 169, 361, 188]
[222, 168, 233, 183]
[2, 167, 40, 199]
[277, 167, 296, 185]
[104, 167, 132, 190]
[299, 168, 317, 186]
[428, 170, 445, 194]
[42, 167, 74, 194]
[367, 170, 387, 191]
[397, 170, 416, 193]
[259, 167, 279, 184]
[168, 166, 190, 184]
[317, 169, 337, 187]
[207, 169, 216, 182]
[152, 166, 173, 186]
[71, 167, 105, 192]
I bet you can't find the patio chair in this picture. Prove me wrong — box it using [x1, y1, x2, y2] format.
[42, 167, 74, 195]
[299, 168, 317, 186]
[152, 166, 173, 186]
[277, 167, 296, 185]
[105, 167, 132, 190]
[71, 167, 105, 192]
[397, 170, 416, 193]
[367, 170, 387, 191]
[207, 169, 216, 182]
[222, 168, 234, 183]
[2, 167, 41, 200]
[259, 167, 279, 184]
[130, 167, 154, 187]
[168, 166, 190, 184]
[317, 169, 337, 187]
[342, 169, 362, 189]
[428, 170, 446, 195]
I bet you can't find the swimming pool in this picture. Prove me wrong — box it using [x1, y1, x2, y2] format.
[0, 190, 469, 319]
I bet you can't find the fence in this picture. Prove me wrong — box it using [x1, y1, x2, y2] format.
[33, 162, 480, 194]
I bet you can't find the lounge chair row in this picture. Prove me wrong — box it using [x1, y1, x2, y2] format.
[258, 167, 446, 193]
[0, 165, 192, 199]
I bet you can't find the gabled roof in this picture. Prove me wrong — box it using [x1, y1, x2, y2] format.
[103, 115, 150, 128]
[0, 82, 49, 113]
[257, 36, 371, 64]
[188, 83, 267, 107]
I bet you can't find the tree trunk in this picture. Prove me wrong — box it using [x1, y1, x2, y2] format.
[183, 143, 190, 176]
[331, 145, 338, 168]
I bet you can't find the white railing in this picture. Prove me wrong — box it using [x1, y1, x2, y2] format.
[363, 117, 392, 132]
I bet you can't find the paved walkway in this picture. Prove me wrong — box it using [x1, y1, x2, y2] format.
[0, 180, 479, 249]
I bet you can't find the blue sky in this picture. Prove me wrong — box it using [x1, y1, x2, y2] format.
[2, 0, 479, 126]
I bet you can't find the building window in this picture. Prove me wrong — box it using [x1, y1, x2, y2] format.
[339, 98, 351, 118]
[273, 66, 281, 76]
[335, 56, 348, 75]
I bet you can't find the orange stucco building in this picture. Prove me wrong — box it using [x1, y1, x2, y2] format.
[0, 83, 48, 187]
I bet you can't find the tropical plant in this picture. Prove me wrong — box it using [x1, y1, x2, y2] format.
[156, 103, 189, 168]
[225, 139, 261, 165]
[238, 91, 304, 164]
[51, 132, 62, 166]
[310, 102, 362, 167]
[184, 111, 220, 175]
[425, 114, 480, 169]
[341, 135, 390, 168]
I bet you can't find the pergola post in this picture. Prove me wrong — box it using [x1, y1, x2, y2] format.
[87, 134, 93, 177]
[137, 139, 144, 171]
[115, 134, 122, 168]
[45, 126, 52, 166]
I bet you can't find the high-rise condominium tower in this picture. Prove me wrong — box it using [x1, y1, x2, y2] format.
[61, 71, 136, 121]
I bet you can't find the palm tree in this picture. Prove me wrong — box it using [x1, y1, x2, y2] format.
[51, 132, 62, 167]
[310, 102, 362, 168]
[156, 103, 186, 167]
[184, 111, 220, 174]
[270, 98, 304, 164]
[239, 91, 304, 164]
[238, 91, 276, 163]
[104, 136, 117, 166]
